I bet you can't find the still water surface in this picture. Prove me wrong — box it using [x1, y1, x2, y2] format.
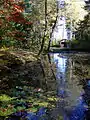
[50, 52, 90, 120]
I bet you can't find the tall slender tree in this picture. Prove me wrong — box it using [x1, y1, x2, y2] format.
[38, 0, 47, 55]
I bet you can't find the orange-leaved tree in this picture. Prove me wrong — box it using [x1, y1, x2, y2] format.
[0, 0, 33, 47]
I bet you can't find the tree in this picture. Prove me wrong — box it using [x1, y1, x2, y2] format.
[73, 0, 90, 49]
[29, 0, 57, 54]
[64, 0, 87, 38]
[0, 0, 58, 53]
[38, 0, 57, 54]
[38, 0, 47, 55]
[0, 0, 32, 47]
[84, 0, 90, 11]
[75, 12, 90, 49]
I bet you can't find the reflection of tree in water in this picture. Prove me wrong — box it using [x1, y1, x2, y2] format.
[50, 53, 90, 120]
[72, 54, 90, 83]
[52, 53, 90, 95]
[68, 54, 90, 120]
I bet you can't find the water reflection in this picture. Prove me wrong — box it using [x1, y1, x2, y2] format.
[53, 53, 69, 98]
[50, 53, 89, 120]
[54, 53, 67, 73]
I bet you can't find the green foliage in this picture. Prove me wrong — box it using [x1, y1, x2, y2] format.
[75, 13, 90, 49]
[0, 0, 57, 53]
[51, 40, 60, 47]
[57, 116, 63, 120]
[0, 85, 57, 117]
[68, 38, 79, 49]
[0, 37, 16, 47]
[0, 95, 15, 117]
[0, 94, 13, 102]
[64, 0, 86, 31]
[0, 106, 16, 117]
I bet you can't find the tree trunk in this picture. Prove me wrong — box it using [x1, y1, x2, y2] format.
[47, 0, 59, 52]
[38, 0, 47, 55]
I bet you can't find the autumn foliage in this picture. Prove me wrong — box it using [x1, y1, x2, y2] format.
[0, 0, 32, 44]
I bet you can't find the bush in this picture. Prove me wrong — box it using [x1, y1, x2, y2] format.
[68, 39, 79, 49]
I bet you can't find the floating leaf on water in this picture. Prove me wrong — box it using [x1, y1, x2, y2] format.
[0, 94, 13, 102]
[27, 107, 38, 112]
[38, 102, 48, 107]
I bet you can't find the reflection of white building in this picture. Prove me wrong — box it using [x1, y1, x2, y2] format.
[53, 53, 67, 78]
[53, 53, 68, 97]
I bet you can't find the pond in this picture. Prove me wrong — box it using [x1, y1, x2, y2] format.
[1, 52, 90, 120]
[49, 52, 90, 120]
